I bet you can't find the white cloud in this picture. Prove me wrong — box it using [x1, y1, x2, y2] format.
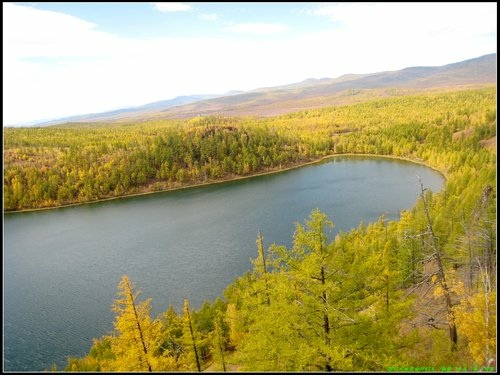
[200, 13, 218, 21]
[301, 2, 496, 70]
[309, 2, 495, 34]
[3, 3, 280, 124]
[2, 2, 496, 125]
[306, 3, 495, 42]
[152, 2, 192, 12]
[3, 3, 133, 124]
[224, 22, 288, 34]
[3, 3, 123, 61]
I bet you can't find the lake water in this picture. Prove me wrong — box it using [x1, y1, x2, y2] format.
[3, 156, 444, 371]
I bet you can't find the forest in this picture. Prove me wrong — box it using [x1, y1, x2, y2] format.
[4, 87, 496, 371]
[5, 87, 495, 212]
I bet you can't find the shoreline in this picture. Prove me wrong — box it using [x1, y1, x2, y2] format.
[4, 153, 446, 214]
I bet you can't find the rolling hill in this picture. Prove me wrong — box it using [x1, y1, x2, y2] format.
[36, 94, 219, 126]
[161, 53, 496, 119]
[38, 53, 496, 125]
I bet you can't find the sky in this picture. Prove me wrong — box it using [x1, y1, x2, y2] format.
[3, 2, 497, 126]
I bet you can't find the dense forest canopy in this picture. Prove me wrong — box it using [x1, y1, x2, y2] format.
[4, 87, 496, 371]
[3, 87, 496, 212]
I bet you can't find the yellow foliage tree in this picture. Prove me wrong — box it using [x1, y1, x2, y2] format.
[181, 299, 202, 372]
[454, 259, 496, 366]
[111, 275, 158, 372]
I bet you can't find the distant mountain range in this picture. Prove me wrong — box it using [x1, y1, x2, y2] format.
[36, 94, 219, 126]
[37, 53, 496, 126]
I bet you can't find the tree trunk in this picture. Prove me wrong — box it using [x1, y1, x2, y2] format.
[184, 299, 201, 372]
[257, 231, 271, 306]
[124, 278, 153, 372]
[215, 317, 227, 372]
[419, 181, 457, 348]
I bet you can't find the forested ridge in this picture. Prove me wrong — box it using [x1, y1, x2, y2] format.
[4, 87, 495, 212]
[4, 87, 496, 371]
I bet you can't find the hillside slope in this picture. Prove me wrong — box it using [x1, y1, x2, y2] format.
[38, 53, 496, 125]
[162, 53, 496, 118]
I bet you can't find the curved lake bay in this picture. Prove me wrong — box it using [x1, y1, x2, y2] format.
[4, 156, 444, 371]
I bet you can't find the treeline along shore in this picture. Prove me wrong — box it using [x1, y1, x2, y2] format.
[64, 87, 495, 371]
[4, 87, 496, 371]
[6, 88, 493, 212]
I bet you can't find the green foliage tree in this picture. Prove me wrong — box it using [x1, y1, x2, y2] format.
[53, 86, 496, 371]
[209, 310, 228, 372]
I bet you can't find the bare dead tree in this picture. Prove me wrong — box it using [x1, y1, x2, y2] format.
[477, 257, 493, 363]
[419, 179, 458, 349]
[460, 185, 495, 292]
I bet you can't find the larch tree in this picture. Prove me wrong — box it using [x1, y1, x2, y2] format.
[182, 299, 202, 372]
[209, 310, 227, 372]
[265, 209, 348, 371]
[110, 275, 156, 372]
[254, 231, 271, 306]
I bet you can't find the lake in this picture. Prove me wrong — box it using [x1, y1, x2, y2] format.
[3, 156, 444, 371]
